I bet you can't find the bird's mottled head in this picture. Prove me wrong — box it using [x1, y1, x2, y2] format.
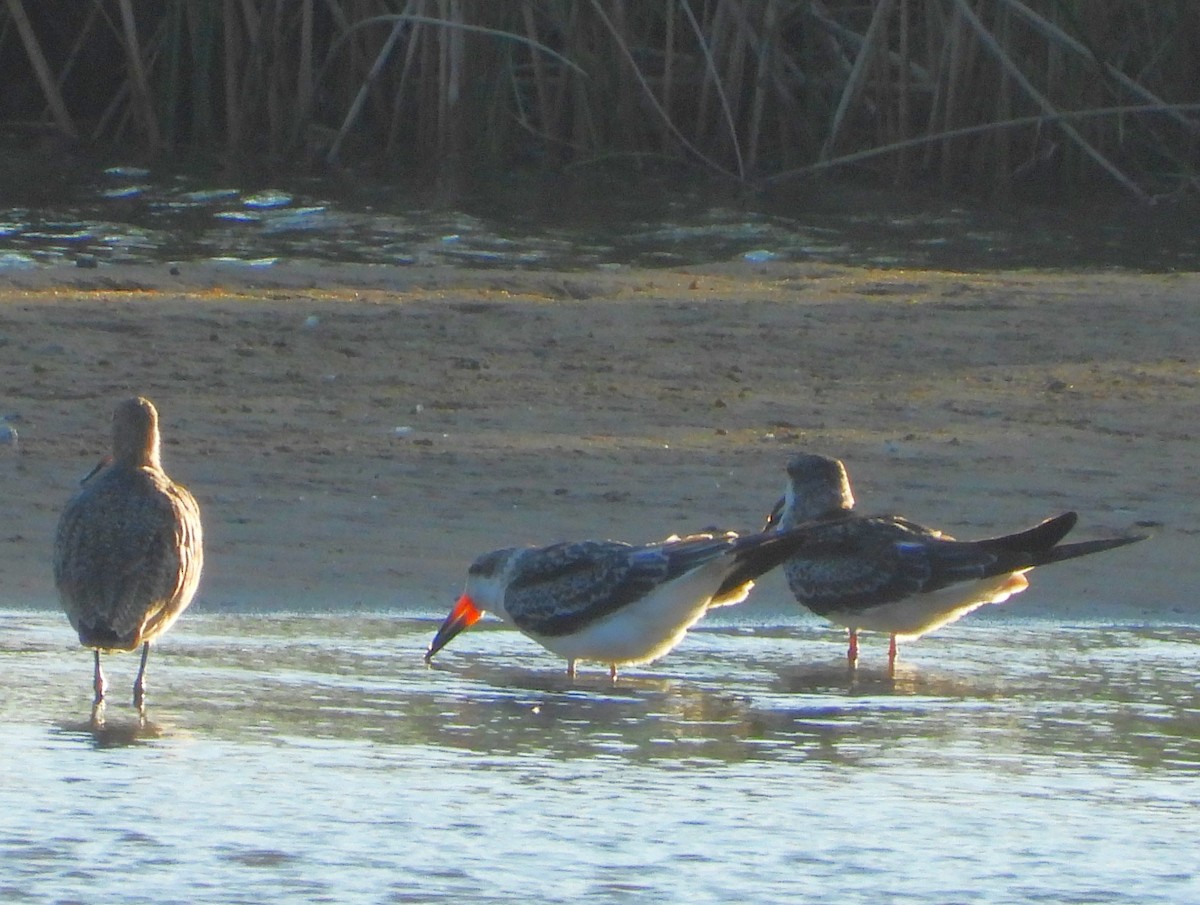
[781, 453, 855, 523]
[112, 396, 162, 469]
[467, 547, 517, 581]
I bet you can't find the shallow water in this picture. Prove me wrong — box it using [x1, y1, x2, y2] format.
[2, 164, 1198, 273]
[2, 609, 1197, 903]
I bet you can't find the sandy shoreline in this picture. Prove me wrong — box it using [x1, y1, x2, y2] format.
[1, 260, 1194, 620]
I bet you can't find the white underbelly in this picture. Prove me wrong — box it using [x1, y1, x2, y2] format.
[516, 560, 731, 667]
[824, 571, 1030, 639]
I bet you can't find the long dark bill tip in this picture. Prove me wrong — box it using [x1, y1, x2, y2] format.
[81, 455, 113, 485]
[425, 594, 483, 662]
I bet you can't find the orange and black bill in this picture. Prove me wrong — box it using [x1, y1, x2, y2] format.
[425, 594, 483, 662]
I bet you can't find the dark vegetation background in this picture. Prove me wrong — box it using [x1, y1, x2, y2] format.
[1, 0, 1198, 203]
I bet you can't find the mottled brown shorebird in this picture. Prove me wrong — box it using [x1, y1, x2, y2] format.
[54, 397, 204, 709]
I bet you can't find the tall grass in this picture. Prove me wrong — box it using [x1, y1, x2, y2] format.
[1, 0, 1197, 199]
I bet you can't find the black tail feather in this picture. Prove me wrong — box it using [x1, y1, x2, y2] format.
[969, 512, 1145, 575]
[1035, 533, 1149, 566]
[715, 526, 814, 599]
[983, 512, 1078, 553]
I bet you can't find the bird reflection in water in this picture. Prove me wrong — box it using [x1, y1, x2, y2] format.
[57, 708, 171, 749]
[426, 661, 766, 762]
[772, 659, 998, 699]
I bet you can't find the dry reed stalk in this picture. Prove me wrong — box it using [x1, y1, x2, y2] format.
[160, 1, 184, 145]
[873, 0, 895, 167]
[609, 0, 636, 151]
[386, 2, 422, 156]
[588, 0, 738, 178]
[310, 4, 578, 162]
[690, 0, 720, 147]
[991, 3, 1014, 198]
[296, 0, 313, 125]
[806, 0, 855, 80]
[745, 0, 779, 174]
[328, 17, 410, 162]
[521, 0, 554, 146]
[821, 0, 896, 161]
[53, 0, 105, 92]
[566, 3, 597, 154]
[680, 0, 744, 177]
[718, 0, 749, 156]
[287, 0, 328, 152]
[921, 0, 950, 173]
[184, 0, 218, 145]
[660, 0, 677, 155]
[94, 9, 169, 146]
[765, 101, 1200, 189]
[894, 0, 910, 182]
[109, 25, 172, 148]
[223, 0, 242, 155]
[319, 11, 584, 85]
[937, 3, 970, 189]
[92, 77, 131, 143]
[768, 18, 813, 162]
[951, 0, 1147, 200]
[424, 2, 443, 156]
[264, 0, 282, 152]
[116, 0, 160, 147]
[0, 0, 1190, 196]
[236, 0, 265, 150]
[1000, 0, 1197, 134]
[77, 3, 128, 142]
[325, 0, 353, 34]
[436, 0, 458, 165]
[4, 0, 79, 138]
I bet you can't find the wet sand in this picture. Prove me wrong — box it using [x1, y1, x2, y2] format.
[0, 261, 1195, 620]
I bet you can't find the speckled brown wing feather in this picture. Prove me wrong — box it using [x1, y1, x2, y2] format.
[504, 540, 678, 637]
[781, 515, 960, 616]
[54, 464, 203, 650]
[504, 535, 739, 637]
[781, 512, 1093, 617]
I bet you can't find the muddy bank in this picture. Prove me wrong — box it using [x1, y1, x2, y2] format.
[0, 261, 1192, 619]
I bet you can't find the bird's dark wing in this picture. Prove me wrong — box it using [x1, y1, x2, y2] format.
[783, 511, 1116, 615]
[782, 515, 975, 614]
[505, 535, 736, 637]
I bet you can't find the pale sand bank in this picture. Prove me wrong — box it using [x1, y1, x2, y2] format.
[1, 261, 1194, 621]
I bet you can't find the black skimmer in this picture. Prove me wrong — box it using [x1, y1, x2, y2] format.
[425, 526, 816, 679]
[767, 453, 1147, 672]
[54, 397, 204, 712]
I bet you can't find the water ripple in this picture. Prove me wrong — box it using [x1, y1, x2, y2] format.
[1, 167, 1197, 273]
[1, 610, 1198, 903]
